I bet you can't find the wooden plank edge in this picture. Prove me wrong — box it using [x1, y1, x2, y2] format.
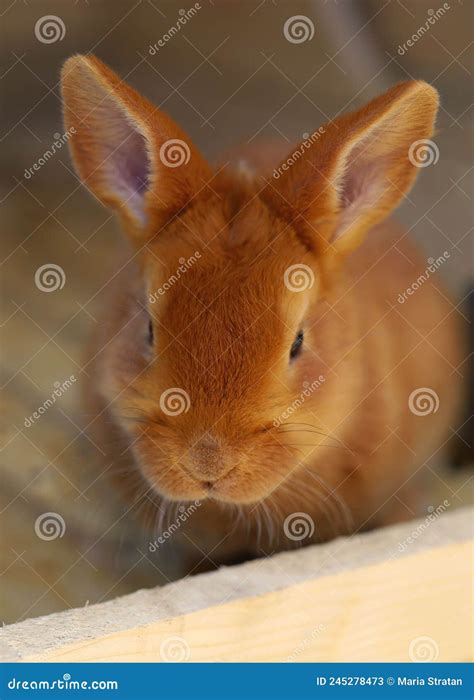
[24, 540, 474, 662]
[1, 505, 472, 662]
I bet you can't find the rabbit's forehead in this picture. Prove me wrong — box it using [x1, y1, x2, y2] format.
[160, 268, 284, 327]
[149, 253, 314, 330]
[158, 288, 289, 398]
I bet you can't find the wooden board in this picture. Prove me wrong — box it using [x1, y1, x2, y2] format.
[1, 507, 472, 663]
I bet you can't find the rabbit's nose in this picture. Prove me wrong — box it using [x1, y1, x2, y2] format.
[188, 435, 230, 481]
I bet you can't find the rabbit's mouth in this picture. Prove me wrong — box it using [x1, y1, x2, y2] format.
[124, 412, 303, 505]
[176, 462, 240, 501]
[198, 468, 246, 503]
[166, 453, 296, 505]
[136, 446, 295, 505]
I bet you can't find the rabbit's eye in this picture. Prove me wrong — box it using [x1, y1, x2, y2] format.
[148, 319, 154, 345]
[290, 330, 304, 361]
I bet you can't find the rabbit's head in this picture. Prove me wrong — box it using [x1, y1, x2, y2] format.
[61, 56, 438, 504]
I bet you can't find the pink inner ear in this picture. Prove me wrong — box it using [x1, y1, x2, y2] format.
[105, 125, 151, 223]
[86, 86, 150, 224]
[333, 143, 385, 240]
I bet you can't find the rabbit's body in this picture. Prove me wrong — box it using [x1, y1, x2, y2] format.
[62, 55, 463, 572]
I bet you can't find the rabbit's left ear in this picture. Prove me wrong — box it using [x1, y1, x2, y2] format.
[61, 55, 212, 242]
[265, 81, 439, 256]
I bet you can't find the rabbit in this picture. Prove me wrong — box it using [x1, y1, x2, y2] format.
[61, 55, 463, 573]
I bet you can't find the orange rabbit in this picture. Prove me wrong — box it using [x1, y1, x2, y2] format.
[61, 55, 463, 572]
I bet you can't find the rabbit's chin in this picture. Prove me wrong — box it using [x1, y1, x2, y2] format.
[141, 463, 281, 506]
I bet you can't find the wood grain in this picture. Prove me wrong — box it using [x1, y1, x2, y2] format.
[21, 539, 473, 662]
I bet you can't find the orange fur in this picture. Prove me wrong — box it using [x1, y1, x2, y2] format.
[61, 56, 463, 571]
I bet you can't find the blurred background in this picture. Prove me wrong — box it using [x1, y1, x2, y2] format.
[1, 0, 473, 624]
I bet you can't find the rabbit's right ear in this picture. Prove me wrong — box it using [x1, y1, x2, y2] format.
[61, 55, 212, 241]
